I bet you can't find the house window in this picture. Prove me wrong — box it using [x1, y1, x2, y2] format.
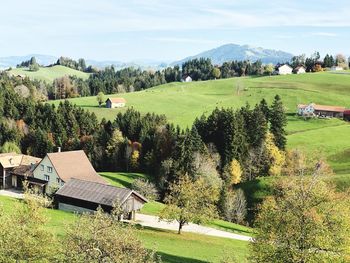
[47, 166, 53, 173]
[40, 164, 44, 171]
[44, 175, 50, 181]
[56, 178, 60, 184]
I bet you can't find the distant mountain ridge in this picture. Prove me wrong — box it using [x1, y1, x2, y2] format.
[0, 54, 58, 69]
[171, 44, 294, 65]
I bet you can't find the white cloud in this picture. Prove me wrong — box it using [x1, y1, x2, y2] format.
[311, 32, 338, 37]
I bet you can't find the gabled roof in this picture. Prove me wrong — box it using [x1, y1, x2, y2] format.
[55, 179, 148, 207]
[106, 97, 126, 104]
[294, 66, 305, 71]
[45, 150, 107, 184]
[298, 103, 346, 113]
[0, 153, 41, 169]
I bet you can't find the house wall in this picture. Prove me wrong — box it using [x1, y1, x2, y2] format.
[111, 102, 125, 108]
[278, 65, 292, 75]
[58, 203, 95, 214]
[33, 156, 63, 193]
[296, 68, 306, 74]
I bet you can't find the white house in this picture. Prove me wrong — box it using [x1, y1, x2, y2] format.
[182, 75, 192, 82]
[330, 66, 343, 71]
[277, 64, 293, 75]
[32, 150, 107, 193]
[293, 66, 306, 74]
[106, 98, 126, 108]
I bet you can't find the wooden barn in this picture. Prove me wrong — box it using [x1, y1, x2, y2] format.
[55, 179, 148, 220]
[105, 97, 126, 108]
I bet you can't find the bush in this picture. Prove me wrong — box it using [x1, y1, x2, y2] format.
[131, 178, 159, 201]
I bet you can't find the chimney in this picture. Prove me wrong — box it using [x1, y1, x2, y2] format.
[57, 147, 61, 153]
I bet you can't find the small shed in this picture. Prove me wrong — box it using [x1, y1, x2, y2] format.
[106, 98, 126, 108]
[55, 179, 148, 220]
[344, 110, 350, 121]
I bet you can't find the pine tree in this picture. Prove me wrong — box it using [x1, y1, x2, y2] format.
[258, 98, 270, 121]
[269, 95, 287, 150]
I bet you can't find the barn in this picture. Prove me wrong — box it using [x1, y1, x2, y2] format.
[106, 97, 126, 108]
[55, 178, 148, 220]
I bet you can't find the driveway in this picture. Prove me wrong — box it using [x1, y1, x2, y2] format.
[0, 189, 24, 199]
[134, 213, 252, 242]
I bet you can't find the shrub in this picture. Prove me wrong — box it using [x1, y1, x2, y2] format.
[131, 178, 159, 201]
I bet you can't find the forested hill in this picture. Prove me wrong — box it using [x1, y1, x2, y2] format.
[172, 43, 293, 65]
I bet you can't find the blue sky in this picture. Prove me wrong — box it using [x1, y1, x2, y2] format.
[1, 0, 349, 61]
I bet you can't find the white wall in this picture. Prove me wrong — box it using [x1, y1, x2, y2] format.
[33, 156, 63, 192]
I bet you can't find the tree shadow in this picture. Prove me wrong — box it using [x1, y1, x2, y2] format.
[157, 252, 208, 263]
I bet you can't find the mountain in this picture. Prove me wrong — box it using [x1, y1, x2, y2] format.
[0, 54, 58, 69]
[172, 44, 294, 65]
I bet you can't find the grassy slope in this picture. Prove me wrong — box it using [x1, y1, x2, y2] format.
[52, 72, 350, 127]
[99, 172, 253, 236]
[9, 65, 90, 82]
[0, 195, 249, 262]
[56, 72, 350, 174]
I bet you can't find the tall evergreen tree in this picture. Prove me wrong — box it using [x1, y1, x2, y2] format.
[269, 95, 287, 150]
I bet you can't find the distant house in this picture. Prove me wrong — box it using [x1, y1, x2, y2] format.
[106, 98, 126, 108]
[298, 103, 346, 118]
[0, 153, 41, 189]
[330, 66, 343, 71]
[32, 150, 107, 193]
[293, 66, 306, 74]
[277, 64, 293, 75]
[181, 75, 192, 82]
[55, 178, 148, 220]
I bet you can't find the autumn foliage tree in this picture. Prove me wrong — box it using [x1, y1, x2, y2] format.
[160, 175, 219, 234]
[250, 174, 350, 262]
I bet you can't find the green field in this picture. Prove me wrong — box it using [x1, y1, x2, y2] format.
[99, 172, 253, 237]
[0, 195, 249, 262]
[54, 72, 350, 174]
[9, 65, 90, 82]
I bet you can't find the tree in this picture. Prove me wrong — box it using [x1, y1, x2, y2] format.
[96, 91, 105, 107]
[29, 63, 39, 72]
[160, 175, 218, 234]
[226, 159, 242, 185]
[131, 178, 159, 201]
[222, 189, 247, 224]
[264, 64, 274, 76]
[0, 141, 21, 153]
[250, 174, 350, 263]
[212, 67, 221, 79]
[64, 208, 160, 262]
[264, 133, 285, 176]
[269, 95, 287, 150]
[0, 189, 57, 262]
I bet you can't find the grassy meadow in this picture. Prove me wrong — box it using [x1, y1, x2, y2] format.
[0, 195, 249, 263]
[9, 65, 90, 82]
[53, 72, 350, 174]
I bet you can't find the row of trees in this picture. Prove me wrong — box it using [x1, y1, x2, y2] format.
[291, 52, 349, 72]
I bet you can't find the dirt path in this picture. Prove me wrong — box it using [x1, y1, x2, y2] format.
[134, 213, 252, 242]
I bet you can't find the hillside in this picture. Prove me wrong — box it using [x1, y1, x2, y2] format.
[52, 72, 350, 175]
[8, 65, 90, 82]
[0, 54, 57, 69]
[172, 43, 293, 65]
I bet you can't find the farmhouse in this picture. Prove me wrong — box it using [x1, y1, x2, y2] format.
[298, 103, 346, 118]
[293, 66, 306, 74]
[106, 97, 126, 108]
[32, 150, 107, 194]
[0, 153, 41, 189]
[55, 178, 148, 219]
[277, 64, 293, 75]
[181, 75, 192, 82]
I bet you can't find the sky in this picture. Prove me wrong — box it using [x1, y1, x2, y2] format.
[1, 0, 349, 62]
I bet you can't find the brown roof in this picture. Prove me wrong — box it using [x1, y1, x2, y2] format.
[298, 103, 346, 113]
[55, 179, 147, 207]
[46, 150, 107, 184]
[11, 165, 35, 177]
[106, 97, 126, 104]
[0, 153, 41, 169]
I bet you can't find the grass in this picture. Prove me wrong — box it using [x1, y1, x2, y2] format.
[9, 65, 90, 82]
[99, 172, 148, 188]
[51, 72, 350, 127]
[0, 195, 249, 262]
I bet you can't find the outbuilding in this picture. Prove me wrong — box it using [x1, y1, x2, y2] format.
[106, 97, 126, 108]
[293, 66, 306, 74]
[277, 64, 293, 75]
[55, 178, 148, 220]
